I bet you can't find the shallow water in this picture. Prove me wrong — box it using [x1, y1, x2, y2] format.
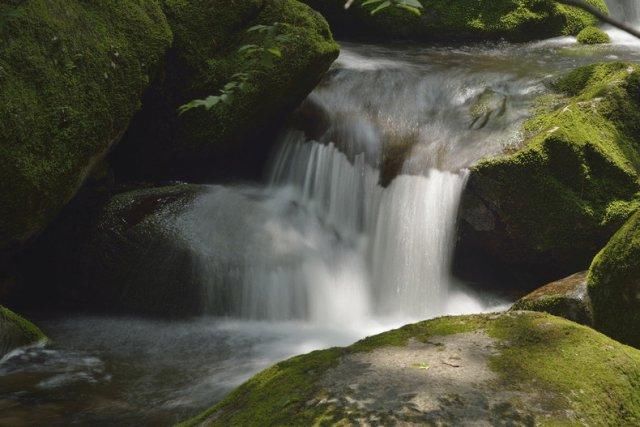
[3, 25, 640, 426]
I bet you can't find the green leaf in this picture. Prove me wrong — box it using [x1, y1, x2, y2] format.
[370, 0, 391, 15]
[402, 0, 423, 8]
[397, 4, 422, 15]
[247, 24, 270, 33]
[267, 47, 282, 58]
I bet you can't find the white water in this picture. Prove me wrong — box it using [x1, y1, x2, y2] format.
[607, 0, 640, 26]
[605, 0, 640, 45]
[4, 30, 640, 425]
[178, 12, 640, 324]
[179, 140, 477, 325]
[176, 45, 544, 325]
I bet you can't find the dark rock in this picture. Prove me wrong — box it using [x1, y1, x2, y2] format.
[511, 271, 593, 326]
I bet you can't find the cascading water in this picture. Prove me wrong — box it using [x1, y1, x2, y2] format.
[4, 36, 640, 426]
[607, 0, 640, 26]
[178, 45, 547, 324]
[605, 0, 640, 44]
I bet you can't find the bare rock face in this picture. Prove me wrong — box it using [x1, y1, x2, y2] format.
[318, 332, 540, 425]
[511, 272, 593, 326]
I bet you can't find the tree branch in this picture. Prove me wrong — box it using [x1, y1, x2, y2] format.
[555, 0, 640, 39]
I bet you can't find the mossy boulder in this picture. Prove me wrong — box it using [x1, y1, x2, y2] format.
[41, 184, 207, 317]
[0, 0, 172, 251]
[182, 311, 640, 426]
[577, 25, 610, 45]
[456, 62, 640, 286]
[300, 0, 608, 42]
[0, 306, 46, 358]
[112, 0, 340, 182]
[511, 271, 593, 325]
[588, 210, 640, 348]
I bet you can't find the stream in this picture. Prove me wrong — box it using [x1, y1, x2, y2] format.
[2, 2, 640, 425]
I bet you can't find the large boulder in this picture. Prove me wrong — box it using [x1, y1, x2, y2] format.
[511, 271, 593, 325]
[300, 0, 608, 42]
[112, 0, 340, 182]
[37, 184, 207, 317]
[182, 312, 640, 425]
[456, 62, 640, 286]
[0, 306, 46, 358]
[588, 210, 640, 348]
[0, 0, 172, 251]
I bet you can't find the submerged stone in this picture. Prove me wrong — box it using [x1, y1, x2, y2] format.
[511, 271, 593, 325]
[181, 312, 640, 426]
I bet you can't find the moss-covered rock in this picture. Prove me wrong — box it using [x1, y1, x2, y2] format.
[112, 0, 340, 182]
[43, 184, 207, 317]
[0, 0, 172, 251]
[301, 0, 608, 42]
[577, 25, 610, 44]
[511, 271, 593, 325]
[588, 209, 640, 348]
[0, 306, 46, 358]
[181, 311, 640, 426]
[456, 62, 640, 286]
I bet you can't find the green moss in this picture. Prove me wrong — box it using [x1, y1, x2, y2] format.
[0, 0, 172, 250]
[460, 62, 640, 278]
[349, 314, 487, 352]
[576, 25, 611, 44]
[185, 0, 339, 149]
[114, 0, 339, 181]
[179, 347, 345, 427]
[486, 312, 640, 425]
[588, 210, 640, 348]
[0, 305, 46, 357]
[301, 0, 607, 42]
[182, 312, 640, 425]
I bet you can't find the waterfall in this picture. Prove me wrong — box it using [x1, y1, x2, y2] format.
[604, 0, 640, 45]
[369, 171, 468, 317]
[606, 0, 640, 26]
[177, 139, 468, 323]
[176, 43, 545, 324]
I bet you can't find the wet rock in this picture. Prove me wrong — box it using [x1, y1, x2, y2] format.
[469, 88, 508, 130]
[38, 185, 207, 317]
[0, 306, 46, 358]
[511, 271, 593, 326]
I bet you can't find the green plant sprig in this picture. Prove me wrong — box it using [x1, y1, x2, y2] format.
[178, 23, 292, 115]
